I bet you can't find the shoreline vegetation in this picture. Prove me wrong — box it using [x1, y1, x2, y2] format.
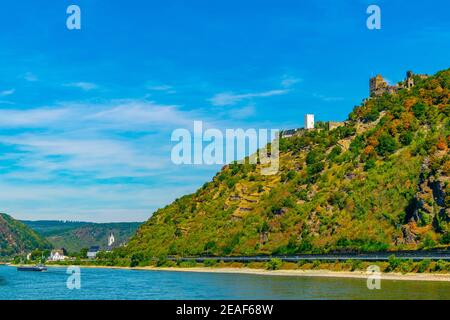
[9, 263, 450, 282]
[11, 257, 450, 282]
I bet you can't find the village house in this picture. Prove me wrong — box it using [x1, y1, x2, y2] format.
[48, 249, 67, 262]
[87, 246, 100, 259]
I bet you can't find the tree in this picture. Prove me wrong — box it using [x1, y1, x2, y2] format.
[399, 131, 413, 146]
[376, 134, 398, 156]
[79, 248, 89, 258]
[412, 103, 426, 119]
[130, 252, 145, 267]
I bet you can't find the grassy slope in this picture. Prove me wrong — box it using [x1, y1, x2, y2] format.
[118, 69, 450, 262]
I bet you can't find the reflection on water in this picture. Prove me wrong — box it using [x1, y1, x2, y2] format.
[0, 266, 449, 300]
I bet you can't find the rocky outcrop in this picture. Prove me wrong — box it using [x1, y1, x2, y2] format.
[404, 156, 449, 234]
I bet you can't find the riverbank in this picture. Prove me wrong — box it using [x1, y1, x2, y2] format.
[34, 264, 450, 282]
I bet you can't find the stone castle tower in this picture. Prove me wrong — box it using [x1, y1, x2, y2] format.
[405, 70, 415, 89]
[304, 114, 315, 130]
[369, 71, 427, 97]
[369, 74, 388, 96]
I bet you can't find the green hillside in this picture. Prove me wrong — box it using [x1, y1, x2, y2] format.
[22, 220, 141, 253]
[0, 213, 51, 257]
[116, 69, 450, 264]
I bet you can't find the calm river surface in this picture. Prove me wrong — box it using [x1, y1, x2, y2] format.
[0, 266, 449, 300]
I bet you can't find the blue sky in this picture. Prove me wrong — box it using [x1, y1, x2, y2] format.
[0, 0, 449, 222]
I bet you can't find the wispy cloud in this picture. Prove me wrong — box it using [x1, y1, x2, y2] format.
[23, 72, 38, 82]
[281, 76, 302, 88]
[0, 89, 15, 96]
[86, 100, 199, 128]
[209, 89, 289, 106]
[0, 99, 216, 184]
[0, 108, 69, 127]
[148, 85, 176, 94]
[0, 97, 222, 222]
[0, 183, 195, 222]
[0, 134, 165, 178]
[64, 82, 99, 91]
[313, 93, 345, 102]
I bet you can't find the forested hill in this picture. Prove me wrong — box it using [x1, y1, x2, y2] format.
[22, 220, 141, 253]
[0, 213, 51, 257]
[117, 68, 449, 263]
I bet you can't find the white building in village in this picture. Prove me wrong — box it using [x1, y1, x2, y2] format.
[87, 246, 100, 259]
[48, 249, 67, 262]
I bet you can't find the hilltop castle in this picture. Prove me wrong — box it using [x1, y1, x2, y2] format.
[369, 71, 428, 97]
[281, 70, 428, 139]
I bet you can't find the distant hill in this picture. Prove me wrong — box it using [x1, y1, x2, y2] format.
[0, 213, 51, 257]
[22, 220, 142, 254]
[118, 68, 449, 262]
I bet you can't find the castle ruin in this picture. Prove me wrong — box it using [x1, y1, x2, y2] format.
[369, 70, 428, 97]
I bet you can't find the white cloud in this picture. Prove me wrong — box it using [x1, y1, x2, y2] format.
[87, 100, 193, 128]
[64, 82, 98, 91]
[0, 100, 202, 130]
[0, 99, 217, 182]
[0, 98, 240, 222]
[0, 89, 15, 96]
[0, 183, 195, 222]
[1, 135, 164, 175]
[209, 89, 289, 106]
[0, 108, 69, 127]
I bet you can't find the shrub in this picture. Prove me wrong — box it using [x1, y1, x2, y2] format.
[285, 170, 297, 181]
[364, 158, 376, 171]
[306, 148, 325, 165]
[350, 260, 363, 271]
[417, 259, 431, 273]
[178, 260, 197, 268]
[440, 233, 450, 245]
[422, 234, 436, 248]
[434, 260, 446, 272]
[130, 252, 145, 267]
[156, 255, 169, 267]
[297, 260, 307, 266]
[266, 258, 283, 270]
[387, 255, 401, 272]
[296, 189, 308, 201]
[400, 259, 414, 274]
[307, 162, 325, 176]
[327, 146, 342, 161]
[364, 109, 380, 122]
[282, 197, 295, 208]
[203, 259, 218, 267]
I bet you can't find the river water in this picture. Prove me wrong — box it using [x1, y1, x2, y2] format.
[0, 266, 449, 300]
